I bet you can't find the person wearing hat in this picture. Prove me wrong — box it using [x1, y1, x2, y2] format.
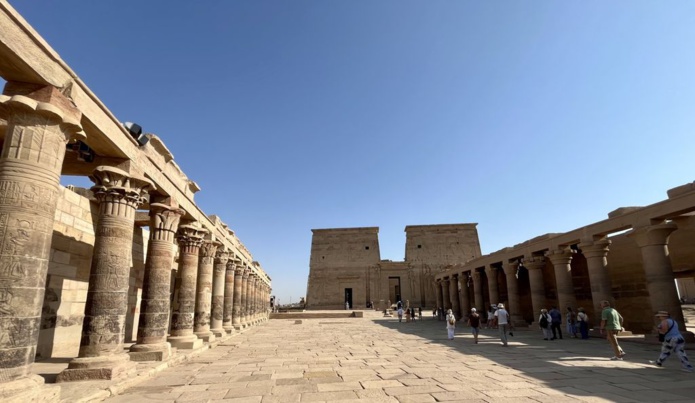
[468, 307, 481, 344]
[650, 311, 693, 372]
[577, 307, 589, 340]
[445, 309, 456, 340]
[599, 300, 625, 360]
[494, 303, 512, 346]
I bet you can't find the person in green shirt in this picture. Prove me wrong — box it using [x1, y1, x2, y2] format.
[599, 300, 625, 360]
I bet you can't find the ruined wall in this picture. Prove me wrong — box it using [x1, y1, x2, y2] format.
[37, 186, 147, 358]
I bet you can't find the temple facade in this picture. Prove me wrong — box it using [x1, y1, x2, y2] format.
[306, 224, 482, 309]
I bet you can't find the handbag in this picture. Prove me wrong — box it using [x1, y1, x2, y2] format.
[658, 320, 674, 342]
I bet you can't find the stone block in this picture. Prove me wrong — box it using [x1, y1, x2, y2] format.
[59, 211, 75, 227]
[52, 250, 71, 264]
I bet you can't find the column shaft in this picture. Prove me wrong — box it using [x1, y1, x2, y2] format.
[232, 266, 244, 330]
[449, 276, 461, 319]
[222, 260, 236, 333]
[434, 280, 443, 312]
[579, 239, 613, 320]
[473, 270, 484, 312]
[441, 279, 451, 311]
[502, 263, 525, 326]
[168, 224, 206, 350]
[194, 241, 218, 342]
[459, 273, 471, 316]
[0, 86, 82, 389]
[58, 167, 152, 382]
[210, 249, 228, 337]
[240, 270, 249, 327]
[485, 266, 499, 305]
[546, 249, 577, 312]
[525, 258, 547, 321]
[129, 201, 183, 361]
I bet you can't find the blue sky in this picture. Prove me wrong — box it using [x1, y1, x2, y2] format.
[10, 1, 695, 304]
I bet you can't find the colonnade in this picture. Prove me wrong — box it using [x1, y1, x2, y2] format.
[0, 85, 272, 396]
[435, 221, 689, 338]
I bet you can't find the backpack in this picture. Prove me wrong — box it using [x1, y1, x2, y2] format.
[539, 314, 548, 328]
[448, 316, 455, 325]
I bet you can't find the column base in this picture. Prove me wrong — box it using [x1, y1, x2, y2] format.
[233, 324, 242, 331]
[168, 334, 203, 350]
[0, 375, 59, 403]
[211, 328, 225, 338]
[56, 353, 136, 382]
[128, 342, 173, 362]
[193, 331, 216, 343]
[222, 325, 234, 335]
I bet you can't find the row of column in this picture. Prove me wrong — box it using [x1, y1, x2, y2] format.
[436, 224, 685, 334]
[0, 85, 271, 391]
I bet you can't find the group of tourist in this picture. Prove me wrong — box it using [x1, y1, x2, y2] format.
[396, 300, 421, 323]
[440, 299, 693, 373]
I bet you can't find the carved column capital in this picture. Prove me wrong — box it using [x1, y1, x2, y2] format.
[90, 166, 154, 213]
[199, 240, 220, 264]
[226, 259, 237, 271]
[501, 261, 518, 277]
[149, 202, 185, 242]
[472, 270, 482, 281]
[215, 248, 230, 265]
[545, 248, 573, 266]
[523, 257, 546, 271]
[176, 223, 207, 252]
[627, 223, 678, 247]
[579, 239, 611, 259]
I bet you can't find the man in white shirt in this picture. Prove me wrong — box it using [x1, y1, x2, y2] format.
[494, 303, 512, 346]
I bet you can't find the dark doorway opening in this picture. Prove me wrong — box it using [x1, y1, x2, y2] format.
[344, 288, 352, 309]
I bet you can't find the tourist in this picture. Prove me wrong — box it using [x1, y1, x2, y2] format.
[548, 306, 562, 340]
[650, 311, 693, 372]
[494, 303, 512, 346]
[405, 308, 411, 322]
[577, 307, 589, 339]
[411, 307, 416, 322]
[438, 306, 444, 321]
[539, 309, 552, 340]
[345, 301, 350, 310]
[487, 306, 496, 329]
[566, 307, 578, 338]
[397, 306, 404, 322]
[468, 307, 481, 344]
[599, 300, 625, 360]
[446, 309, 456, 340]
[418, 307, 422, 320]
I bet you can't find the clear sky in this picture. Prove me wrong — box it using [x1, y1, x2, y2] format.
[9, 1, 695, 305]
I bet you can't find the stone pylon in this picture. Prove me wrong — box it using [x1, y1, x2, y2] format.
[222, 258, 238, 334]
[193, 239, 219, 342]
[232, 263, 245, 330]
[0, 85, 82, 400]
[58, 166, 153, 382]
[210, 247, 229, 338]
[129, 199, 184, 361]
[168, 223, 207, 349]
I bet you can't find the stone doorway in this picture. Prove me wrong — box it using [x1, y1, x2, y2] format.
[388, 276, 401, 303]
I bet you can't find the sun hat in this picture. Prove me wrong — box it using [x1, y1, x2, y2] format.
[471, 308, 476, 312]
[497, 303, 504, 308]
[655, 311, 670, 317]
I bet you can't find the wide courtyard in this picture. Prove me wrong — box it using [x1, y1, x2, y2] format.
[97, 310, 694, 403]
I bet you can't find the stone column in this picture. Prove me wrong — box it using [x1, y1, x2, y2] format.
[459, 272, 471, 316]
[485, 266, 499, 305]
[449, 275, 461, 319]
[168, 223, 207, 350]
[246, 273, 256, 326]
[194, 240, 219, 342]
[129, 199, 183, 361]
[628, 223, 688, 332]
[0, 86, 82, 396]
[441, 278, 451, 311]
[251, 275, 258, 323]
[222, 259, 237, 334]
[240, 268, 250, 328]
[502, 262, 526, 327]
[434, 279, 443, 311]
[232, 264, 245, 330]
[578, 239, 613, 320]
[546, 248, 577, 313]
[472, 270, 484, 312]
[58, 167, 152, 382]
[525, 257, 547, 320]
[210, 248, 229, 338]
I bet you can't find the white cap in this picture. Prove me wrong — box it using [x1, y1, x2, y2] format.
[471, 308, 477, 312]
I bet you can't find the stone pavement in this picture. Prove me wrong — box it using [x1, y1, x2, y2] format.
[100, 312, 694, 403]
